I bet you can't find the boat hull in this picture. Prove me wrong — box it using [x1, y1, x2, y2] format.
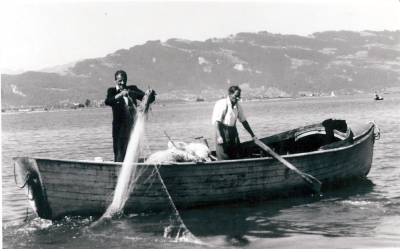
[14, 123, 376, 220]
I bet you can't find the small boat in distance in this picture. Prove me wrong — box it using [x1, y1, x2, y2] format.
[14, 119, 380, 220]
[374, 92, 384, 100]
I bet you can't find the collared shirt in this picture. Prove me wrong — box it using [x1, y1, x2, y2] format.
[116, 85, 129, 106]
[212, 97, 246, 126]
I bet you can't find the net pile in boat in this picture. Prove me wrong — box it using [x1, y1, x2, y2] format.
[145, 141, 212, 164]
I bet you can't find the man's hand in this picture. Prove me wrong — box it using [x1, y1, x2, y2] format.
[121, 89, 129, 96]
[145, 87, 156, 96]
[115, 89, 129, 100]
[217, 136, 224, 145]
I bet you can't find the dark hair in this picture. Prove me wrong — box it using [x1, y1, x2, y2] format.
[114, 70, 127, 81]
[228, 85, 241, 95]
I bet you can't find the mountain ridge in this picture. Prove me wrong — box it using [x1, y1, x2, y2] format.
[2, 30, 400, 108]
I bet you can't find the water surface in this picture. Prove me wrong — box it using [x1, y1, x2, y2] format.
[2, 94, 400, 248]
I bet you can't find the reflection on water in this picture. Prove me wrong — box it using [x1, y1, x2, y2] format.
[180, 178, 376, 240]
[2, 94, 400, 248]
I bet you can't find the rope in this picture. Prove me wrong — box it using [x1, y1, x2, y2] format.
[152, 164, 208, 245]
[23, 207, 29, 222]
[13, 162, 30, 189]
[153, 165, 191, 234]
[13, 162, 32, 222]
[143, 165, 161, 195]
[13, 164, 34, 200]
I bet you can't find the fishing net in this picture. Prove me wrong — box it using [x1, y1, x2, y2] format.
[141, 141, 212, 244]
[91, 107, 150, 224]
[91, 90, 208, 245]
[145, 141, 212, 164]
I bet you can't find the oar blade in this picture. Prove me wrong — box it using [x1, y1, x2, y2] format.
[300, 172, 322, 193]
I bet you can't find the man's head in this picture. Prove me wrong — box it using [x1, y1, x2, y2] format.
[115, 70, 127, 89]
[228, 85, 241, 105]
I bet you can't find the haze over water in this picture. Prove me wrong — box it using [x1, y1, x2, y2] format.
[2, 94, 400, 248]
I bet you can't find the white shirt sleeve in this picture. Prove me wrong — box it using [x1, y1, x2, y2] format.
[211, 99, 225, 125]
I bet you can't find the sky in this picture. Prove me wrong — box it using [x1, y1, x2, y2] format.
[1, 0, 399, 72]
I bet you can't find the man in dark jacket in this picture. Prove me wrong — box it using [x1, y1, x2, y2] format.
[105, 70, 155, 162]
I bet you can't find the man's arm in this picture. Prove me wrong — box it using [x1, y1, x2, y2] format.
[105, 88, 119, 106]
[105, 88, 128, 106]
[212, 100, 225, 145]
[242, 120, 256, 139]
[214, 121, 224, 145]
[129, 86, 156, 104]
[145, 88, 156, 104]
[237, 103, 256, 140]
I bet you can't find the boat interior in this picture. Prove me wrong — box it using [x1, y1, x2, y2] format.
[215, 119, 354, 159]
[241, 132, 347, 158]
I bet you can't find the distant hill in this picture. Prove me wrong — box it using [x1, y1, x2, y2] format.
[1, 68, 26, 75]
[2, 30, 400, 108]
[38, 60, 82, 74]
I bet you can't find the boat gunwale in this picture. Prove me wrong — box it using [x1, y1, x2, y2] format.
[20, 122, 375, 168]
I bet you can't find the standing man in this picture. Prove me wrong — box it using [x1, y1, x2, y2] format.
[105, 70, 155, 162]
[212, 85, 257, 160]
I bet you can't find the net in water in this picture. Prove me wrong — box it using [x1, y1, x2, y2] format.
[90, 90, 207, 244]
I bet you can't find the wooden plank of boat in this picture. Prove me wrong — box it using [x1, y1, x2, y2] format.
[13, 121, 378, 220]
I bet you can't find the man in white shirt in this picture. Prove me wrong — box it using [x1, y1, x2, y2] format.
[212, 85, 257, 160]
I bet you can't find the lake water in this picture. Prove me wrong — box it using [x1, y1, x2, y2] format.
[2, 94, 400, 248]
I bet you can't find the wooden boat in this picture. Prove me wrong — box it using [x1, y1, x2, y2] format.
[14, 119, 380, 220]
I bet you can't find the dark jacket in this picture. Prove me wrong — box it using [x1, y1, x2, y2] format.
[105, 85, 146, 162]
[105, 85, 146, 129]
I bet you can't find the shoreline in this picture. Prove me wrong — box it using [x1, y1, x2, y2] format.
[2, 92, 397, 114]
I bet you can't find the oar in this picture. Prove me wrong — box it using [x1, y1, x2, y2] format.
[164, 131, 178, 148]
[254, 138, 322, 193]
